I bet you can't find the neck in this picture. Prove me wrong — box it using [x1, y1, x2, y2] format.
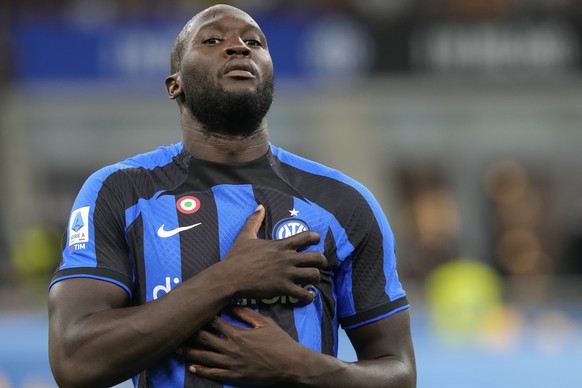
[180, 113, 270, 164]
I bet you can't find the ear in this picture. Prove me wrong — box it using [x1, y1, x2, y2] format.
[165, 73, 183, 100]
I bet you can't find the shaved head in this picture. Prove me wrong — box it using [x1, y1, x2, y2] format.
[166, 4, 274, 138]
[170, 4, 260, 74]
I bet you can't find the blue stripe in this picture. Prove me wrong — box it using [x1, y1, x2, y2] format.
[213, 184, 258, 329]
[48, 275, 132, 297]
[290, 198, 328, 252]
[142, 193, 182, 302]
[212, 184, 257, 259]
[124, 190, 164, 233]
[293, 198, 358, 319]
[336, 255, 354, 318]
[114, 142, 183, 171]
[291, 197, 347, 356]
[341, 304, 410, 330]
[331, 278, 340, 357]
[294, 293, 323, 352]
[149, 358, 185, 388]
[140, 191, 185, 386]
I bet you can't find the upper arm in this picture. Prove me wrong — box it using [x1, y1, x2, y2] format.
[48, 278, 129, 357]
[346, 309, 416, 370]
[48, 278, 131, 385]
[49, 278, 130, 323]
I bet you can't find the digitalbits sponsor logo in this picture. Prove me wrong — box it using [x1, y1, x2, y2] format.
[152, 277, 180, 300]
[272, 218, 310, 240]
[234, 284, 318, 307]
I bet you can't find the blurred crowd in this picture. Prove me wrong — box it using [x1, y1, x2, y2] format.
[3, 0, 582, 21]
[2, 0, 582, 79]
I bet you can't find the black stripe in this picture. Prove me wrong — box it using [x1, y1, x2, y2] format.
[253, 186, 299, 342]
[340, 296, 409, 329]
[184, 375, 222, 388]
[128, 215, 146, 305]
[252, 185, 296, 241]
[350, 227, 390, 311]
[179, 191, 220, 279]
[164, 152, 305, 200]
[102, 150, 190, 210]
[137, 371, 148, 388]
[320, 228, 338, 355]
[93, 181, 132, 277]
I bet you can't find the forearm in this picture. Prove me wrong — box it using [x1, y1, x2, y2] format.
[49, 262, 236, 387]
[287, 346, 416, 388]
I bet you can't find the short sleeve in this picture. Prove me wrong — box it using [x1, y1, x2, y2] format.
[49, 168, 134, 297]
[335, 191, 409, 330]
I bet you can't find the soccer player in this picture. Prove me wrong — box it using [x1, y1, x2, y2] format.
[48, 4, 416, 387]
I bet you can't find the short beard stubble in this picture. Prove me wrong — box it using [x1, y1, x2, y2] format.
[182, 70, 274, 138]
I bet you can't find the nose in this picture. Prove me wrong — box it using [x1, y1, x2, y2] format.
[224, 37, 250, 57]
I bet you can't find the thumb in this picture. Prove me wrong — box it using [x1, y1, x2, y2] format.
[237, 204, 265, 239]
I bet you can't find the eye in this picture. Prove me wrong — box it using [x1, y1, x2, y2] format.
[245, 39, 262, 47]
[202, 37, 222, 45]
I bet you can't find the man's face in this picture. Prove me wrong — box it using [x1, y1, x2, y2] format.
[178, 8, 274, 137]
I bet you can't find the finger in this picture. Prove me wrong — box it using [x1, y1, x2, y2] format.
[293, 251, 328, 269]
[200, 321, 221, 336]
[204, 316, 234, 336]
[279, 230, 320, 250]
[208, 315, 258, 339]
[191, 329, 225, 352]
[183, 348, 230, 369]
[189, 364, 238, 381]
[291, 267, 322, 285]
[285, 284, 317, 303]
[236, 204, 265, 239]
[230, 307, 268, 328]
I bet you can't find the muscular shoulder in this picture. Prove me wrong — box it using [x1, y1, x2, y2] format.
[270, 144, 377, 211]
[269, 144, 393, 248]
[91, 143, 184, 183]
[82, 143, 186, 197]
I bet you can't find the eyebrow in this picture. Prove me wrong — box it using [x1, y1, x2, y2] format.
[195, 19, 264, 38]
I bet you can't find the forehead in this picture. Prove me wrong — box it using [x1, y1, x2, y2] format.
[191, 8, 263, 36]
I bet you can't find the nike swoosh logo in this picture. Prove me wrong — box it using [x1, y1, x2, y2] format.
[157, 223, 202, 238]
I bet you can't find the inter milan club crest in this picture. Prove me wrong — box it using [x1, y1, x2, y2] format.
[272, 218, 310, 240]
[176, 196, 200, 214]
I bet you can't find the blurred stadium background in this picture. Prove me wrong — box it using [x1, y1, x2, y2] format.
[1, 0, 582, 387]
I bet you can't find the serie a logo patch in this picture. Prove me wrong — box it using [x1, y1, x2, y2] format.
[68, 206, 90, 248]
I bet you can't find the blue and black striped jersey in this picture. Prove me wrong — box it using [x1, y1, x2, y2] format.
[50, 142, 409, 387]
